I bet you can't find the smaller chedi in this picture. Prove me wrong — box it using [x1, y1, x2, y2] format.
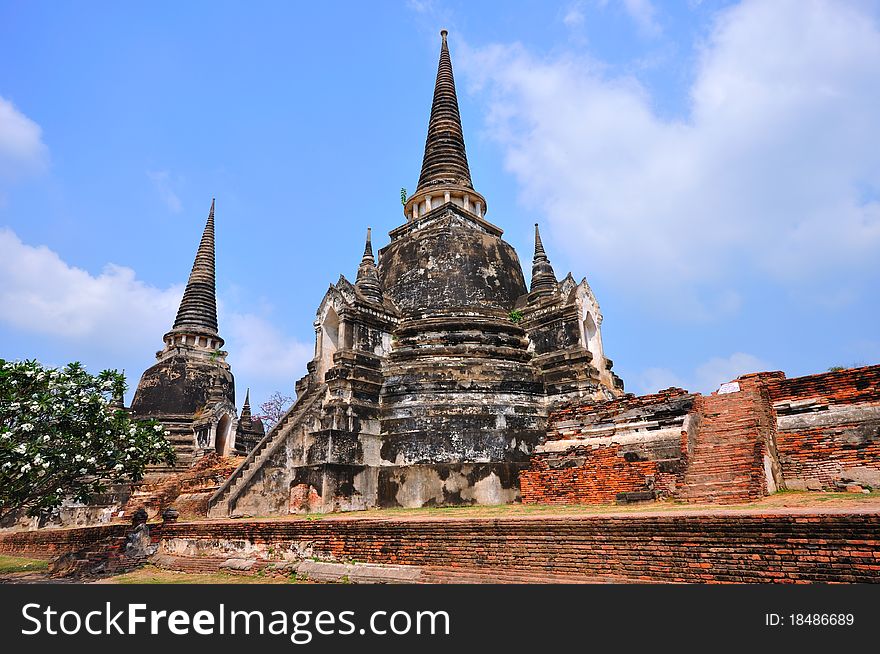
[130, 200, 262, 467]
[235, 389, 265, 455]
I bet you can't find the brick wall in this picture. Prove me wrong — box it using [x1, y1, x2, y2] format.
[521, 445, 677, 504]
[764, 365, 880, 490]
[1, 514, 878, 583]
[0, 524, 128, 559]
[523, 365, 880, 504]
[521, 389, 695, 504]
[765, 365, 880, 406]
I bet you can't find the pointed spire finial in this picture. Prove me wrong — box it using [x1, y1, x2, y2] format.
[530, 222, 558, 298]
[355, 226, 383, 303]
[171, 199, 220, 338]
[362, 227, 374, 261]
[241, 388, 252, 422]
[415, 30, 473, 194]
[534, 223, 547, 258]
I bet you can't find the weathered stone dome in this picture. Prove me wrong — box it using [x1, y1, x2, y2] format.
[130, 355, 234, 418]
[378, 205, 527, 317]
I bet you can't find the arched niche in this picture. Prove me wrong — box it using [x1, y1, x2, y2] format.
[319, 306, 341, 380]
[583, 311, 600, 358]
[215, 414, 233, 456]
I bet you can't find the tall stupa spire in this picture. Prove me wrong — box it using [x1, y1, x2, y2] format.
[404, 30, 487, 221]
[416, 29, 472, 193]
[530, 223, 558, 298]
[161, 199, 225, 353]
[172, 199, 219, 335]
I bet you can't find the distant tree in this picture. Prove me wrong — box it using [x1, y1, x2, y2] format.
[0, 359, 176, 522]
[256, 391, 294, 429]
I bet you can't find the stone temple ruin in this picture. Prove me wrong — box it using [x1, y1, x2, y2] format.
[123, 31, 879, 521]
[206, 30, 623, 517]
[3, 31, 878, 589]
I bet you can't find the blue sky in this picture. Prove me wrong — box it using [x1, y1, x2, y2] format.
[1, 0, 879, 411]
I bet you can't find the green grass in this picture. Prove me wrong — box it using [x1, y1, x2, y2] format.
[0, 554, 50, 574]
[810, 491, 879, 502]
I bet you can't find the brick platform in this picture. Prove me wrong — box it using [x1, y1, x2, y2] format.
[523, 365, 880, 506]
[2, 511, 878, 583]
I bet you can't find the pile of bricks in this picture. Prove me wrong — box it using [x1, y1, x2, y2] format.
[523, 365, 879, 505]
[545, 388, 694, 440]
[124, 453, 244, 520]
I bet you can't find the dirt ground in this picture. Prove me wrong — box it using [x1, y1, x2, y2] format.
[202, 489, 880, 523]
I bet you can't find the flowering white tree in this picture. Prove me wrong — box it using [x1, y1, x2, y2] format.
[0, 359, 176, 522]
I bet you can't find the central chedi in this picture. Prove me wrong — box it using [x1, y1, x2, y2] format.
[208, 31, 623, 516]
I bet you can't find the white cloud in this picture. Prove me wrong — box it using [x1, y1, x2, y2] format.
[0, 228, 313, 401]
[406, 0, 436, 14]
[147, 170, 183, 213]
[621, 0, 661, 36]
[460, 0, 880, 318]
[563, 2, 586, 28]
[0, 96, 48, 181]
[0, 228, 181, 352]
[632, 351, 771, 395]
[224, 312, 313, 388]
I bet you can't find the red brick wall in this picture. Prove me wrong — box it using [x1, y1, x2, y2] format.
[764, 365, 880, 406]
[522, 389, 693, 504]
[0, 524, 128, 559]
[775, 425, 880, 488]
[763, 365, 880, 489]
[1, 514, 878, 583]
[521, 445, 674, 505]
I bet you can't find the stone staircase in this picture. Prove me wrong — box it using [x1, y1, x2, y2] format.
[207, 385, 326, 518]
[679, 390, 768, 504]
